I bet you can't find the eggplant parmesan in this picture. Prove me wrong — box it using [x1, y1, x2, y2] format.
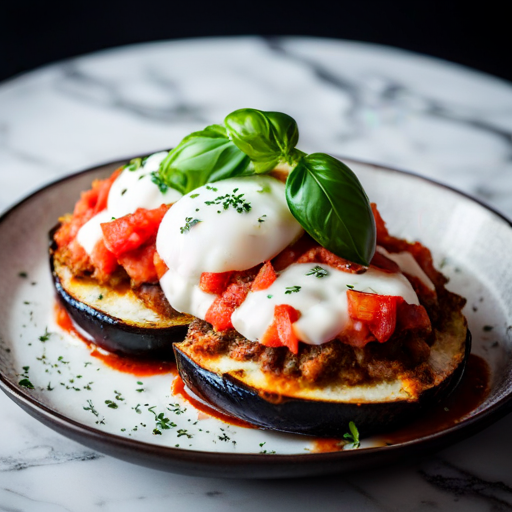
[50, 151, 192, 358]
[164, 176, 468, 437]
[51, 108, 469, 438]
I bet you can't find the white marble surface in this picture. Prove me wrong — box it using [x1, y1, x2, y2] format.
[1, 36, 512, 511]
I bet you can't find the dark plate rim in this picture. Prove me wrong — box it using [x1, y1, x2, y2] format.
[1, 154, 512, 472]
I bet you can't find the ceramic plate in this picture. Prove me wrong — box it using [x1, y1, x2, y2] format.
[1, 157, 512, 478]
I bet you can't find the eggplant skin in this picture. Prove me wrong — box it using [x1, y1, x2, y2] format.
[174, 326, 471, 438]
[50, 237, 192, 360]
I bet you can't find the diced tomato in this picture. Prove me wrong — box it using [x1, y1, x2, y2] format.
[347, 290, 402, 343]
[260, 304, 301, 354]
[251, 261, 277, 291]
[102, 204, 171, 257]
[272, 234, 317, 271]
[94, 168, 122, 215]
[339, 319, 375, 348]
[54, 169, 122, 249]
[153, 251, 169, 280]
[90, 239, 119, 282]
[297, 246, 366, 273]
[199, 271, 233, 295]
[205, 279, 251, 331]
[118, 242, 159, 285]
[397, 301, 432, 333]
[371, 203, 391, 245]
[259, 322, 282, 348]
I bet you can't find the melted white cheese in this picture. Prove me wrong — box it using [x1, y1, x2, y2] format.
[108, 152, 181, 218]
[157, 175, 303, 319]
[376, 246, 435, 291]
[157, 175, 303, 277]
[76, 151, 182, 256]
[231, 263, 419, 346]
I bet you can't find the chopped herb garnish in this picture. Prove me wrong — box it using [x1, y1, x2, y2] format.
[19, 378, 34, 389]
[258, 215, 267, 223]
[83, 399, 99, 417]
[343, 421, 360, 448]
[306, 266, 329, 278]
[47, 382, 54, 391]
[98, 294, 103, 300]
[168, 403, 186, 415]
[133, 404, 142, 414]
[121, 188, 127, 196]
[346, 284, 355, 289]
[151, 171, 169, 193]
[177, 429, 192, 438]
[114, 390, 124, 401]
[39, 327, 51, 342]
[137, 381, 143, 385]
[18, 271, 28, 278]
[190, 193, 200, 198]
[180, 217, 201, 234]
[105, 400, 118, 409]
[483, 325, 494, 332]
[204, 189, 252, 214]
[206, 185, 218, 192]
[285, 285, 301, 295]
[267, 294, 273, 299]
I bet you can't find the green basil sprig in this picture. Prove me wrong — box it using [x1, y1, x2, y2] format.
[286, 153, 375, 266]
[224, 109, 302, 173]
[158, 124, 251, 195]
[154, 109, 376, 266]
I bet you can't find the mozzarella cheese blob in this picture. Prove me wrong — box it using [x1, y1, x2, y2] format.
[231, 263, 419, 345]
[76, 151, 182, 255]
[157, 175, 303, 316]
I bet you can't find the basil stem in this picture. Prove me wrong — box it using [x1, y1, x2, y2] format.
[225, 108, 301, 174]
[285, 153, 376, 266]
[159, 124, 252, 195]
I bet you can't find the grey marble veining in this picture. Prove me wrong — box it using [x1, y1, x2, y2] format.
[1, 36, 512, 511]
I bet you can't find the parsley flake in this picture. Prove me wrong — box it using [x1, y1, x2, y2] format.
[19, 378, 34, 389]
[346, 284, 355, 289]
[150, 171, 169, 193]
[204, 188, 252, 214]
[285, 285, 301, 295]
[180, 217, 201, 234]
[258, 215, 267, 223]
[39, 327, 51, 342]
[306, 266, 329, 278]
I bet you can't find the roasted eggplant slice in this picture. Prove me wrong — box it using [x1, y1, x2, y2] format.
[51, 255, 193, 359]
[174, 312, 469, 437]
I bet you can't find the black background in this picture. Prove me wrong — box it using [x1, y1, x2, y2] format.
[1, 0, 510, 84]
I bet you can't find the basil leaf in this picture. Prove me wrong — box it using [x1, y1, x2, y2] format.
[224, 109, 300, 173]
[285, 153, 376, 266]
[159, 124, 251, 194]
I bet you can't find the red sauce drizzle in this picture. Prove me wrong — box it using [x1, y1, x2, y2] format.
[171, 376, 256, 429]
[312, 354, 491, 453]
[54, 301, 176, 377]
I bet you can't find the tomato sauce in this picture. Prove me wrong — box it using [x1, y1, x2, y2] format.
[311, 354, 491, 453]
[54, 301, 176, 377]
[171, 376, 256, 429]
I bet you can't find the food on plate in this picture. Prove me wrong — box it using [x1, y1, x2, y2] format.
[50, 152, 192, 358]
[152, 108, 468, 437]
[51, 107, 469, 438]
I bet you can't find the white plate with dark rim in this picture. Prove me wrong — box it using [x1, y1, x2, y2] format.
[1, 156, 512, 478]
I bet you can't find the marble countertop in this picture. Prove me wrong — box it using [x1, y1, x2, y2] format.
[1, 36, 512, 511]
